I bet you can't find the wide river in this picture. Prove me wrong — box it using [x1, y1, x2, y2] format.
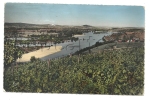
[11, 31, 112, 60]
[40, 31, 112, 60]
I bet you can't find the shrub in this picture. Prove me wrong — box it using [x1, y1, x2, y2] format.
[30, 56, 36, 62]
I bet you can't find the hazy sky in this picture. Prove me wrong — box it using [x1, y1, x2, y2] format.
[5, 3, 145, 27]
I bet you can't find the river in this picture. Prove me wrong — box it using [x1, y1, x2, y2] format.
[9, 31, 112, 60]
[40, 31, 112, 60]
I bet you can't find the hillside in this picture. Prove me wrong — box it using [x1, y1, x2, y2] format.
[4, 47, 144, 94]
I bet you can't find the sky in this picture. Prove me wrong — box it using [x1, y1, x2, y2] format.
[4, 3, 145, 27]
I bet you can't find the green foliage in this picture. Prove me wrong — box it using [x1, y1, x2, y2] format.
[4, 47, 144, 94]
[30, 56, 36, 62]
[4, 39, 23, 67]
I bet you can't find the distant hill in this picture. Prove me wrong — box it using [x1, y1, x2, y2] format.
[4, 23, 96, 29]
[5, 22, 37, 26]
[4, 23, 53, 28]
[82, 25, 92, 27]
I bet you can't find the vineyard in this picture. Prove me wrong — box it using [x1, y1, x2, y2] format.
[4, 47, 144, 95]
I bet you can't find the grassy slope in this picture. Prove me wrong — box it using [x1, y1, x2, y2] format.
[4, 47, 144, 94]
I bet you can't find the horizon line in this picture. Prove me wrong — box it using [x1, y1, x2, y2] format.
[4, 22, 145, 28]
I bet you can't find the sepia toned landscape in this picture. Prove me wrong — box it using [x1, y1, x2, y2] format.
[4, 3, 144, 95]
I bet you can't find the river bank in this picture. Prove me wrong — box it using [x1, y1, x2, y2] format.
[17, 46, 62, 62]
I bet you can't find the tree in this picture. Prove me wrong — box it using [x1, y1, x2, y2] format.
[30, 56, 36, 62]
[4, 39, 23, 67]
[123, 35, 127, 41]
[95, 42, 99, 47]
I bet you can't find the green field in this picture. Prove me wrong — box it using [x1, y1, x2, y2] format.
[4, 47, 144, 94]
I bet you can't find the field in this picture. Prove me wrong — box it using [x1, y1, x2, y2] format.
[4, 47, 144, 94]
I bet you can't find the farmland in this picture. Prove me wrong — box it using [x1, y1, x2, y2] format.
[4, 47, 144, 94]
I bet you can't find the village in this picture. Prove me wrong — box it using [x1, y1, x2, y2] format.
[103, 29, 144, 43]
